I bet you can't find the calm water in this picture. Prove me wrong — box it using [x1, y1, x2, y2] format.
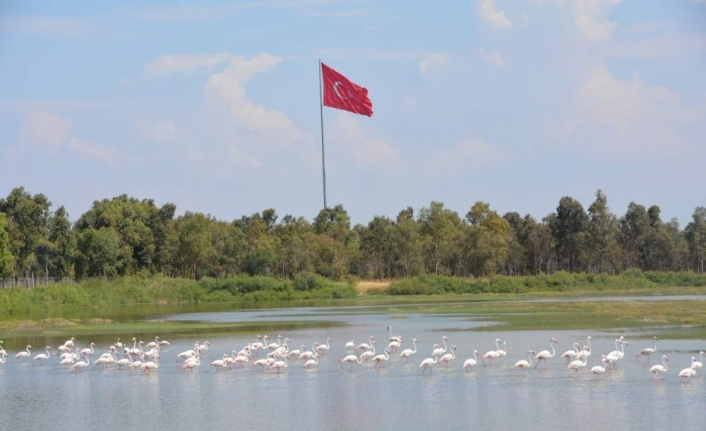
[1, 300, 705, 431]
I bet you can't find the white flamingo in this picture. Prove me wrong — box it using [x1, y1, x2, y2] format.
[679, 366, 697, 383]
[589, 356, 610, 376]
[439, 345, 457, 367]
[339, 353, 363, 371]
[63, 337, 75, 348]
[399, 338, 418, 362]
[211, 354, 231, 372]
[287, 345, 307, 359]
[482, 339, 502, 367]
[32, 346, 52, 366]
[512, 350, 535, 375]
[387, 325, 402, 343]
[15, 345, 32, 361]
[270, 354, 288, 373]
[576, 336, 594, 361]
[345, 340, 355, 351]
[181, 355, 201, 372]
[144, 337, 161, 349]
[419, 354, 439, 375]
[534, 338, 558, 369]
[387, 339, 402, 354]
[315, 338, 332, 356]
[691, 351, 704, 374]
[356, 336, 375, 351]
[497, 341, 508, 362]
[115, 353, 132, 369]
[636, 336, 658, 363]
[649, 355, 668, 380]
[360, 341, 377, 362]
[433, 336, 449, 357]
[252, 357, 275, 371]
[174, 343, 200, 362]
[567, 354, 587, 374]
[304, 356, 319, 369]
[463, 350, 485, 369]
[141, 357, 159, 373]
[78, 343, 95, 357]
[71, 355, 90, 372]
[561, 343, 581, 365]
[372, 348, 391, 369]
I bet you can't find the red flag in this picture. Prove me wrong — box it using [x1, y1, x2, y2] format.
[321, 63, 373, 117]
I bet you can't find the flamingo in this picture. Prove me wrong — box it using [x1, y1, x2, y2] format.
[15, 345, 32, 361]
[589, 355, 610, 376]
[129, 355, 145, 371]
[649, 355, 668, 380]
[78, 343, 95, 357]
[158, 338, 171, 347]
[439, 345, 457, 367]
[197, 341, 210, 352]
[181, 355, 201, 372]
[144, 337, 161, 349]
[399, 338, 418, 362]
[497, 341, 508, 362]
[92, 355, 113, 369]
[561, 343, 581, 365]
[252, 357, 275, 371]
[141, 357, 159, 373]
[567, 354, 587, 374]
[304, 356, 319, 369]
[71, 354, 90, 372]
[433, 336, 449, 357]
[0, 340, 5, 356]
[356, 336, 375, 351]
[174, 343, 200, 362]
[387, 339, 402, 354]
[287, 345, 307, 359]
[419, 354, 439, 375]
[360, 341, 377, 362]
[315, 338, 332, 356]
[270, 354, 288, 373]
[372, 348, 391, 369]
[463, 350, 485, 369]
[114, 338, 124, 350]
[32, 346, 52, 366]
[691, 351, 704, 374]
[127, 338, 141, 356]
[576, 336, 594, 361]
[387, 325, 402, 343]
[679, 366, 697, 383]
[266, 336, 282, 351]
[211, 354, 231, 372]
[482, 339, 502, 367]
[115, 353, 132, 369]
[512, 350, 535, 375]
[636, 337, 658, 363]
[63, 337, 75, 348]
[534, 338, 558, 369]
[345, 340, 355, 351]
[606, 339, 627, 368]
[339, 353, 363, 371]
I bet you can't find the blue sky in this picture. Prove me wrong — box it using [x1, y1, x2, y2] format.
[1, 0, 705, 226]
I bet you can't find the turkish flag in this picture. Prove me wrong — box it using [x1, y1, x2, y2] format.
[321, 63, 373, 117]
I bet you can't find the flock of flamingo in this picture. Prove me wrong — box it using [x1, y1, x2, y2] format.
[0, 327, 703, 383]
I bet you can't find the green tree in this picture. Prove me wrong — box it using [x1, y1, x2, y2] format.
[462, 202, 511, 277]
[0, 213, 14, 277]
[619, 202, 649, 269]
[360, 215, 393, 281]
[418, 201, 462, 275]
[549, 196, 588, 272]
[685, 207, 706, 273]
[176, 212, 214, 279]
[0, 187, 51, 281]
[585, 190, 621, 273]
[388, 207, 422, 277]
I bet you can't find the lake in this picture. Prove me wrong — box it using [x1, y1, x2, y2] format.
[1, 297, 705, 430]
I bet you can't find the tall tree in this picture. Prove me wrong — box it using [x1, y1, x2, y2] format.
[685, 207, 706, 273]
[0, 213, 14, 278]
[463, 202, 511, 277]
[619, 202, 649, 269]
[549, 197, 588, 272]
[418, 201, 462, 275]
[388, 207, 422, 278]
[585, 190, 621, 273]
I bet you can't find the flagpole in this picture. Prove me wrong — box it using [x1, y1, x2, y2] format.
[318, 59, 327, 209]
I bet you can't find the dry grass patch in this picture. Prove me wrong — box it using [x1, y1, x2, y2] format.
[356, 281, 390, 294]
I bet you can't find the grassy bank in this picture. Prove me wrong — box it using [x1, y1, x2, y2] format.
[0, 272, 356, 317]
[377, 270, 706, 296]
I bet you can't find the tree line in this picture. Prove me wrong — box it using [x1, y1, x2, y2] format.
[0, 187, 704, 283]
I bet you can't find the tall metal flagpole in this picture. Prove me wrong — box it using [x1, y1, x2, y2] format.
[318, 59, 327, 209]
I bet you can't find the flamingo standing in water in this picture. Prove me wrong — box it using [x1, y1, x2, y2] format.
[419, 354, 439, 375]
[679, 366, 697, 383]
[561, 343, 581, 365]
[315, 338, 332, 356]
[15, 345, 32, 361]
[439, 345, 457, 367]
[691, 351, 704, 374]
[589, 356, 610, 376]
[636, 337, 658, 363]
[649, 355, 668, 380]
[304, 356, 319, 369]
[372, 348, 391, 369]
[71, 354, 90, 372]
[567, 354, 587, 374]
[356, 336, 375, 351]
[512, 350, 535, 375]
[463, 350, 485, 370]
[534, 338, 558, 369]
[339, 353, 363, 371]
[399, 338, 418, 362]
[433, 336, 449, 357]
[482, 339, 502, 367]
[32, 346, 52, 366]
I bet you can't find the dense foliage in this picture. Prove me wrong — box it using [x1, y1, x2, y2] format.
[1, 187, 705, 282]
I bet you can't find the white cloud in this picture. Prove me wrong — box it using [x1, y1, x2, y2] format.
[142, 53, 236, 76]
[418, 52, 449, 74]
[576, 65, 703, 160]
[480, 49, 505, 68]
[204, 53, 303, 144]
[579, 65, 672, 134]
[137, 117, 181, 144]
[436, 137, 510, 170]
[331, 114, 397, 166]
[479, 0, 512, 30]
[576, 0, 621, 42]
[19, 111, 139, 164]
